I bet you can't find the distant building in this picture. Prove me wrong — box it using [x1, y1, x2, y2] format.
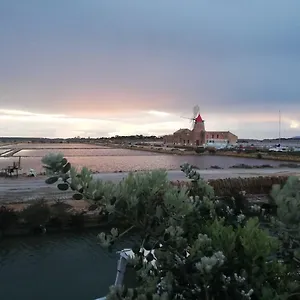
[163, 113, 238, 147]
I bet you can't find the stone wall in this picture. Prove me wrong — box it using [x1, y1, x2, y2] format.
[163, 130, 238, 146]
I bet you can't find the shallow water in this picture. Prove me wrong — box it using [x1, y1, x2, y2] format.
[0, 143, 281, 173]
[0, 230, 136, 300]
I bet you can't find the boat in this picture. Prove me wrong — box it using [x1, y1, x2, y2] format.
[268, 145, 289, 152]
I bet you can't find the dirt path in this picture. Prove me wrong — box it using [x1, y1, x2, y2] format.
[0, 168, 299, 204]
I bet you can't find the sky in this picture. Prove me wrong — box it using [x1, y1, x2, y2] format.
[0, 1, 300, 139]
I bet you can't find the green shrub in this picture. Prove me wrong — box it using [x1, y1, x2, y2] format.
[244, 148, 257, 154]
[41, 153, 65, 175]
[43, 155, 300, 300]
[173, 145, 195, 151]
[195, 147, 205, 154]
[21, 200, 51, 230]
[48, 201, 72, 230]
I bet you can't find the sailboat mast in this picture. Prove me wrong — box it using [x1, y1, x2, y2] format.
[279, 110, 281, 145]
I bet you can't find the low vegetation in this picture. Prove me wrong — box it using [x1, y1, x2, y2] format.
[229, 163, 274, 169]
[172, 176, 288, 197]
[0, 176, 289, 237]
[40, 154, 300, 300]
[193, 146, 300, 162]
[217, 150, 300, 162]
[0, 199, 104, 236]
[210, 163, 300, 170]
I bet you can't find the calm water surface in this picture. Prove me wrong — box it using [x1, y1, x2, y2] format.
[0, 230, 135, 300]
[0, 143, 282, 173]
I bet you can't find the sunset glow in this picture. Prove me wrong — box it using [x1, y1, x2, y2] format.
[0, 1, 299, 139]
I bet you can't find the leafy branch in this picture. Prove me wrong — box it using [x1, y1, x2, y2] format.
[43, 154, 300, 300]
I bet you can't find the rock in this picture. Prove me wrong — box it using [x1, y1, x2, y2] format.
[210, 165, 223, 169]
[229, 164, 273, 169]
[279, 163, 300, 168]
[230, 164, 253, 169]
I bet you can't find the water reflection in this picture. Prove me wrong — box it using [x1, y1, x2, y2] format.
[0, 230, 135, 300]
[0, 153, 281, 173]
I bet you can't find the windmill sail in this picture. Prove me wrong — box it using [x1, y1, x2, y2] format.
[181, 105, 202, 130]
[193, 105, 200, 119]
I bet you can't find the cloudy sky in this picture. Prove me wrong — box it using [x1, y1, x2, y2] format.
[1, 1, 299, 139]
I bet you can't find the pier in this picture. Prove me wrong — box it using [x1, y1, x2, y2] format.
[0, 149, 22, 157]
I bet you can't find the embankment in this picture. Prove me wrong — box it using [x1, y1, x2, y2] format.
[0, 175, 287, 238]
[1, 167, 299, 203]
[215, 151, 300, 162]
[113, 144, 300, 162]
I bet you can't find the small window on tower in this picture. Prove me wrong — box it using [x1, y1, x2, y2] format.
[217, 134, 219, 138]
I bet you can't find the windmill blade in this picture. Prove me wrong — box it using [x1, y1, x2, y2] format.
[190, 121, 195, 130]
[181, 116, 193, 120]
[190, 119, 195, 130]
[193, 105, 200, 118]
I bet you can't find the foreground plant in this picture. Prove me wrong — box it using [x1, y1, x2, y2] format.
[43, 155, 300, 300]
[270, 176, 300, 281]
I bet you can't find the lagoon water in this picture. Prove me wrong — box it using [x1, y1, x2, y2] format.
[0, 143, 282, 173]
[0, 230, 136, 300]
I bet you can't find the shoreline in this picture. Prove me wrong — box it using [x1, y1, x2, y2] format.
[120, 145, 300, 162]
[213, 151, 300, 162]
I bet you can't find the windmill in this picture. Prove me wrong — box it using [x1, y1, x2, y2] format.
[181, 105, 204, 130]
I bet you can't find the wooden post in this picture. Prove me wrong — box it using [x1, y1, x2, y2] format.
[18, 156, 21, 169]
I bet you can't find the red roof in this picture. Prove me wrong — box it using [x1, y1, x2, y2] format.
[195, 114, 203, 123]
